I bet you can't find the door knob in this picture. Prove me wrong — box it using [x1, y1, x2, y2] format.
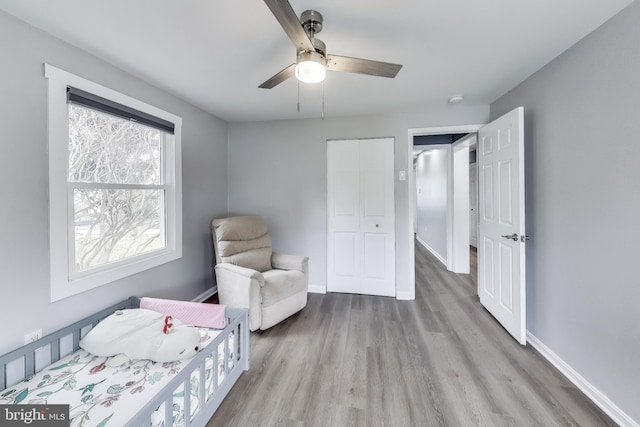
[501, 233, 518, 241]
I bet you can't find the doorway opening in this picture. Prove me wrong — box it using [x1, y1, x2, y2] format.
[407, 124, 482, 300]
[409, 108, 527, 345]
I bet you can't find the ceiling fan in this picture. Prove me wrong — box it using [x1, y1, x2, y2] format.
[259, 0, 403, 89]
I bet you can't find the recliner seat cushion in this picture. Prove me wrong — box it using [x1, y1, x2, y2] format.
[261, 269, 306, 307]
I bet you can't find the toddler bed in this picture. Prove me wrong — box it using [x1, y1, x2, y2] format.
[0, 297, 249, 427]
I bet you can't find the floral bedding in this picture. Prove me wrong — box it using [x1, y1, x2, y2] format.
[0, 328, 235, 427]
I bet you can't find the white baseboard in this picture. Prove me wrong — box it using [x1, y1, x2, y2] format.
[308, 284, 326, 294]
[396, 291, 415, 300]
[416, 236, 447, 266]
[192, 286, 217, 303]
[527, 332, 638, 427]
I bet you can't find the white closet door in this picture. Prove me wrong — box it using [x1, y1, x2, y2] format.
[327, 138, 395, 297]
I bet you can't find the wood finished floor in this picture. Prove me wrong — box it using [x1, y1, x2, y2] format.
[470, 245, 477, 291]
[208, 243, 614, 427]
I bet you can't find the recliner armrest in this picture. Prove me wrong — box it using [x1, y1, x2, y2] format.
[214, 263, 264, 331]
[271, 252, 309, 273]
[215, 263, 265, 286]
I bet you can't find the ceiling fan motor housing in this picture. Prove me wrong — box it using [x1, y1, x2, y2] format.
[301, 10, 323, 37]
[297, 49, 326, 66]
[311, 38, 326, 57]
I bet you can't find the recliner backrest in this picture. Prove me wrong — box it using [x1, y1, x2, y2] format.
[211, 215, 273, 272]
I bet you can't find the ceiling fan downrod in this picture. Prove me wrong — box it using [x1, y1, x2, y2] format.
[300, 10, 327, 59]
[300, 9, 323, 40]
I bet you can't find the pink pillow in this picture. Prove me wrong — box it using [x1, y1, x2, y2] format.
[140, 297, 227, 329]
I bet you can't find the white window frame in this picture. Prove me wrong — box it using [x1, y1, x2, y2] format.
[45, 64, 182, 302]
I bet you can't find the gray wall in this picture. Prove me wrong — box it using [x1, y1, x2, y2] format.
[228, 106, 488, 295]
[491, 1, 640, 422]
[415, 147, 449, 260]
[0, 11, 228, 356]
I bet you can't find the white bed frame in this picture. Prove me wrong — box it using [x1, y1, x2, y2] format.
[0, 297, 249, 427]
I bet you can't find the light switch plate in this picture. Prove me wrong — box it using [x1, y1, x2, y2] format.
[399, 170, 407, 181]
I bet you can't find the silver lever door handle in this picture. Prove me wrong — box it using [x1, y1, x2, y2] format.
[501, 233, 519, 242]
[521, 235, 531, 242]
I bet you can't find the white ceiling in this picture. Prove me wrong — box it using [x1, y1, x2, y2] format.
[0, 0, 633, 122]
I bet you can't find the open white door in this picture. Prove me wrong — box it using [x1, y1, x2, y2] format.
[478, 107, 526, 345]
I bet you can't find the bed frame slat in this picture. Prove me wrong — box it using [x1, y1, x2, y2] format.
[0, 363, 6, 390]
[223, 335, 229, 377]
[72, 330, 80, 353]
[199, 359, 206, 409]
[24, 353, 35, 378]
[213, 344, 219, 393]
[51, 340, 60, 363]
[165, 395, 172, 426]
[184, 375, 191, 427]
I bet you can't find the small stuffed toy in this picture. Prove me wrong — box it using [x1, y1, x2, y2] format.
[80, 309, 201, 362]
[163, 315, 174, 334]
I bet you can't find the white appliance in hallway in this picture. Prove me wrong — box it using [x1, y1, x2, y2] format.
[327, 138, 396, 297]
[478, 107, 527, 345]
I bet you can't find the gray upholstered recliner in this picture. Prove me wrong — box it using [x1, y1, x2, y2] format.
[211, 215, 309, 331]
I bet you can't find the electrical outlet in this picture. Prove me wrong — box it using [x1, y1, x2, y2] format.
[24, 329, 43, 345]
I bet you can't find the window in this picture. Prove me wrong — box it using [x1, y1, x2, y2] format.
[45, 65, 182, 301]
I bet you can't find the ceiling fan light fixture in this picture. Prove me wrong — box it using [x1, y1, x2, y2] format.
[295, 50, 326, 84]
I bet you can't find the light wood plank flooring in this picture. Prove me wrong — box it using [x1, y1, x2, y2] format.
[208, 242, 614, 426]
[470, 245, 477, 291]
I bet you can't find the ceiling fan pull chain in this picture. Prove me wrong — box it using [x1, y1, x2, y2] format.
[297, 77, 300, 113]
[322, 81, 325, 120]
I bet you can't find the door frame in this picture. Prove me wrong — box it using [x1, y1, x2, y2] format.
[406, 124, 483, 300]
[450, 133, 477, 274]
[469, 160, 479, 249]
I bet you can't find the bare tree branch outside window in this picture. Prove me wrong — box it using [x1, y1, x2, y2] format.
[68, 105, 165, 271]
